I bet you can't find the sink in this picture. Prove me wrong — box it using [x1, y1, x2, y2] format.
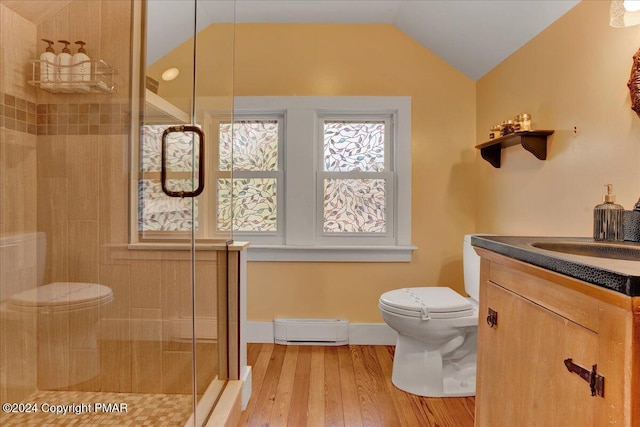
[532, 242, 640, 262]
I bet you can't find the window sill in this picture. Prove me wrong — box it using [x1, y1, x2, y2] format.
[247, 244, 417, 262]
[127, 241, 250, 251]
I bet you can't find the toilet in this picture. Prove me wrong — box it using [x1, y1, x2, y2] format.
[0, 232, 113, 390]
[379, 234, 482, 397]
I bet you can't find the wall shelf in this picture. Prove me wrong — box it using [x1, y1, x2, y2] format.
[28, 59, 116, 94]
[475, 130, 554, 168]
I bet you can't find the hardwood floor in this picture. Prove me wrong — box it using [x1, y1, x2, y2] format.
[238, 344, 475, 427]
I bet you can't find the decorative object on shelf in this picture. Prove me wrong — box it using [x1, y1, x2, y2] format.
[28, 58, 116, 93]
[489, 125, 501, 140]
[514, 113, 532, 131]
[501, 119, 515, 136]
[475, 130, 554, 168]
[488, 112, 532, 141]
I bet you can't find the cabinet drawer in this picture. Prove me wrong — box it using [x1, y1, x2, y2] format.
[489, 261, 599, 332]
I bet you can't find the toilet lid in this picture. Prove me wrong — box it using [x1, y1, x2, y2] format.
[379, 287, 474, 320]
[7, 282, 113, 312]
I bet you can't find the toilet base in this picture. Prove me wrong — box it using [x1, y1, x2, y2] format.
[391, 333, 476, 397]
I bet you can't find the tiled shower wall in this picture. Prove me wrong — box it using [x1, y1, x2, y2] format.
[1, 0, 218, 405]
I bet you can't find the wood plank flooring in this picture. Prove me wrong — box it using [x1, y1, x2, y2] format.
[238, 344, 475, 427]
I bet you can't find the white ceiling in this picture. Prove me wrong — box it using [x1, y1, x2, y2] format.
[146, 0, 581, 81]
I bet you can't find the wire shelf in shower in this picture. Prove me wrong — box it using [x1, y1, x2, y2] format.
[28, 58, 116, 94]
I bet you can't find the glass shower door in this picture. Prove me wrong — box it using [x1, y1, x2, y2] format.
[140, 1, 235, 426]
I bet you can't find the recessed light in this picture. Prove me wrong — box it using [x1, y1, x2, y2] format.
[161, 67, 180, 81]
[624, 0, 640, 12]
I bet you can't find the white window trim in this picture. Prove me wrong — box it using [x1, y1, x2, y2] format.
[234, 96, 415, 262]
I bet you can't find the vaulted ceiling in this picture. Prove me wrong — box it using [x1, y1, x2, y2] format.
[146, 0, 581, 81]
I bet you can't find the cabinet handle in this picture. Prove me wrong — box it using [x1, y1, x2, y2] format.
[564, 358, 605, 397]
[486, 308, 498, 328]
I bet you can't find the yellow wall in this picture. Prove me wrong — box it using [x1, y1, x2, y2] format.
[238, 25, 477, 322]
[149, 24, 477, 322]
[476, 1, 640, 235]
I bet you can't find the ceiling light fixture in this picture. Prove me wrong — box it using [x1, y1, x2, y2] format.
[624, 0, 640, 12]
[610, 0, 640, 27]
[161, 67, 180, 81]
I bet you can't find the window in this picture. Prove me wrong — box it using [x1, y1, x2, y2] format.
[134, 97, 414, 261]
[217, 118, 284, 244]
[319, 118, 393, 240]
[234, 96, 414, 261]
[138, 125, 200, 235]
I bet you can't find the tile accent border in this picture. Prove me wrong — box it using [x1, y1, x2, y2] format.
[0, 92, 130, 136]
[1, 92, 37, 134]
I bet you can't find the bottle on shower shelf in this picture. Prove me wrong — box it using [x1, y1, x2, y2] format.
[72, 40, 91, 92]
[56, 40, 73, 92]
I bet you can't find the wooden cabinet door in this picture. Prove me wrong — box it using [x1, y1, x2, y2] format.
[476, 281, 598, 427]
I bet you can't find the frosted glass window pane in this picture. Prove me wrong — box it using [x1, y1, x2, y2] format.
[323, 179, 386, 233]
[142, 125, 198, 172]
[217, 178, 277, 232]
[219, 121, 279, 171]
[323, 121, 385, 172]
[138, 179, 198, 231]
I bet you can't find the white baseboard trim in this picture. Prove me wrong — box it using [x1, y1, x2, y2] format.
[245, 321, 397, 345]
[241, 366, 252, 411]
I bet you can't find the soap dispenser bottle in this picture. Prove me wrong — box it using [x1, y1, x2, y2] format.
[72, 41, 90, 92]
[56, 40, 73, 92]
[39, 39, 56, 90]
[593, 184, 625, 241]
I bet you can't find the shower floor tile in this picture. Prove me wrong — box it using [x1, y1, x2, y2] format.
[0, 390, 193, 426]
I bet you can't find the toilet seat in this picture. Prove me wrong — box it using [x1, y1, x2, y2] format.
[7, 282, 114, 312]
[379, 287, 474, 320]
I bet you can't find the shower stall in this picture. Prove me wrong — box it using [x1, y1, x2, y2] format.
[0, 1, 246, 426]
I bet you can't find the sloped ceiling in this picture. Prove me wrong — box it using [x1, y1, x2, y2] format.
[146, 0, 581, 81]
[2, 0, 73, 24]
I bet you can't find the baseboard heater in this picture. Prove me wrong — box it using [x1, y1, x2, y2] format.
[274, 318, 349, 346]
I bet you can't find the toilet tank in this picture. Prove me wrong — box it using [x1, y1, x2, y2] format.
[463, 234, 482, 302]
[0, 232, 46, 302]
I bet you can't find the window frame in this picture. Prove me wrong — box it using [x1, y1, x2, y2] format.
[131, 96, 415, 261]
[234, 96, 415, 262]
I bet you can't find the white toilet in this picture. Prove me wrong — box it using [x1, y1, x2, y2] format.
[379, 234, 481, 397]
[0, 232, 113, 390]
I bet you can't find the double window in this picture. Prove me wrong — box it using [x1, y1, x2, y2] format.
[136, 97, 414, 261]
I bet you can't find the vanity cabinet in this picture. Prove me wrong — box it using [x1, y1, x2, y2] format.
[475, 248, 639, 427]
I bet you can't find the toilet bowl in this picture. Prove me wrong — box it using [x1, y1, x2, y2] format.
[0, 233, 113, 390]
[378, 234, 482, 397]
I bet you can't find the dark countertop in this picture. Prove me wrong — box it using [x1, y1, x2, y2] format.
[471, 236, 640, 296]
